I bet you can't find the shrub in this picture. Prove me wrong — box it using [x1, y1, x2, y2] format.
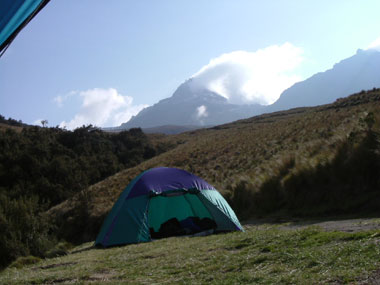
[227, 180, 257, 219]
[0, 195, 54, 268]
[44, 241, 73, 258]
[8, 256, 42, 269]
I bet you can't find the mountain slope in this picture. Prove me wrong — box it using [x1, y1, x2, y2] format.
[120, 79, 264, 129]
[49, 89, 380, 243]
[270, 49, 380, 111]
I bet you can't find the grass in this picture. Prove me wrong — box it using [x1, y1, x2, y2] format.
[0, 123, 23, 133]
[1, 225, 380, 284]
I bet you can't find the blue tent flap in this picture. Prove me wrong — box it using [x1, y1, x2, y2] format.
[0, 0, 50, 55]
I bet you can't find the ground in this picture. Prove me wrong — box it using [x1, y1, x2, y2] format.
[283, 217, 380, 233]
[1, 216, 380, 284]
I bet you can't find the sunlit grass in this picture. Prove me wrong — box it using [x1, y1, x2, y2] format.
[1, 225, 380, 284]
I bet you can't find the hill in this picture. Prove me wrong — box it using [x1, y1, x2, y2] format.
[104, 124, 209, 135]
[0, 115, 28, 132]
[141, 124, 208, 134]
[49, 88, 380, 244]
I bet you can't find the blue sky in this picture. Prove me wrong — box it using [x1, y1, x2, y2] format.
[1, 0, 380, 128]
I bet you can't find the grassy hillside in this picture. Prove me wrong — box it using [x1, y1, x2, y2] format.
[1, 222, 380, 284]
[0, 123, 23, 133]
[50, 89, 380, 243]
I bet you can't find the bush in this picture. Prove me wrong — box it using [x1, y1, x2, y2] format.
[9, 256, 42, 269]
[227, 180, 257, 219]
[44, 241, 73, 258]
[0, 195, 54, 268]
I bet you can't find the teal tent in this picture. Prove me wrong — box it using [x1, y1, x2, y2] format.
[95, 167, 243, 247]
[0, 0, 50, 56]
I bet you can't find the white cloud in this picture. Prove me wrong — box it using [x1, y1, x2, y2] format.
[53, 90, 77, 107]
[33, 119, 43, 126]
[190, 43, 304, 105]
[196, 105, 208, 118]
[59, 88, 147, 130]
[367, 36, 380, 51]
[194, 105, 208, 125]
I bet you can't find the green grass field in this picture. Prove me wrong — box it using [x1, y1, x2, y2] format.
[1, 223, 380, 284]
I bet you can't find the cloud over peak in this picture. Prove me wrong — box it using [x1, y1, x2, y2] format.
[196, 105, 208, 119]
[193, 105, 208, 125]
[367, 36, 380, 51]
[190, 43, 304, 105]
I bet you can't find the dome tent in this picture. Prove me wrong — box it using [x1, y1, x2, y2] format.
[95, 167, 243, 247]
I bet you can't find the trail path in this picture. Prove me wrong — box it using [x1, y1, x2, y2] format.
[280, 217, 380, 232]
[245, 217, 380, 232]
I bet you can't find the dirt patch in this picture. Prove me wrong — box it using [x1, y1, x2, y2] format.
[36, 261, 78, 270]
[281, 217, 380, 232]
[86, 273, 114, 282]
[356, 268, 380, 285]
[43, 277, 77, 284]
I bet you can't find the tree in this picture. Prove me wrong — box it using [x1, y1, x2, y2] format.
[41, 120, 48, 128]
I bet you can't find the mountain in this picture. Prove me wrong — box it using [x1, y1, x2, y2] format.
[120, 79, 265, 129]
[270, 49, 380, 111]
[119, 49, 380, 130]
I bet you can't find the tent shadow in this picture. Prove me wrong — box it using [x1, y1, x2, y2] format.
[70, 245, 96, 254]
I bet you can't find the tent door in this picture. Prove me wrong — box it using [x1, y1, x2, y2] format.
[147, 193, 216, 239]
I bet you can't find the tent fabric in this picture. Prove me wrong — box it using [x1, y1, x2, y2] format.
[127, 167, 215, 199]
[94, 170, 149, 245]
[95, 167, 243, 247]
[198, 190, 242, 231]
[0, 0, 50, 55]
[103, 195, 151, 246]
[148, 194, 213, 232]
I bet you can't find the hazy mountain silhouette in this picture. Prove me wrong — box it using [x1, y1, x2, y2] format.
[120, 79, 264, 129]
[118, 49, 380, 131]
[269, 49, 380, 111]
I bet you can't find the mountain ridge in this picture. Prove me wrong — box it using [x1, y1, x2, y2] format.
[118, 49, 380, 130]
[119, 79, 265, 129]
[269, 49, 380, 111]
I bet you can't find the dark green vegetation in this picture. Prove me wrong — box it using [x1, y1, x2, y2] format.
[0, 124, 171, 267]
[1, 224, 380, 284]
[0, 114, 26, 127]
